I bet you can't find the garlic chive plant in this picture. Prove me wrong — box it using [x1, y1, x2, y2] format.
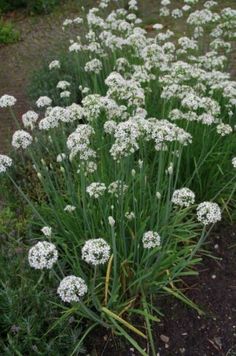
[1, 0, 236, 354]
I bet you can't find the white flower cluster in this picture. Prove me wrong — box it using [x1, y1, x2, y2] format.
[36, 96, 52, 108]
[57, 276, 87, 303]
[64, 205, 76, 212]
[56, 153, 66, 162]
[108, 180, 128, 197]
[105, 72, 145, 108]
[12, 130, 33, 150]
[142, 231, 161, 249]
[0, 94, 16, 108]
[171, 188, 195, 207]
[57, 80, 70, 90]
[67, 124, 95, 161]
[216, 123, 232, 136]
[60, 91, 71, 98]
[196, 202, 221, 225]
[41, 226, 52, 237]
[49, 60, 60, 70]
[86, 182, 106, 198]
[82, 238, 111, 265]
[0, 154, 12, 173]
[125, 211, 135, 220]
[84, 58, 103, 74]
[28, 241, 58, 269]
[22, 111, 39, 130]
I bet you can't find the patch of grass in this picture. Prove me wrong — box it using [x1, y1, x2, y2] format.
[0, 19, 20, 44]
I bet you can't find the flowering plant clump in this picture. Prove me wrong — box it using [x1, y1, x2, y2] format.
[1, 0, 236, 353]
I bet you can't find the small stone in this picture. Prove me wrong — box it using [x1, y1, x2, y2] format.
[160, 334, 170, 343]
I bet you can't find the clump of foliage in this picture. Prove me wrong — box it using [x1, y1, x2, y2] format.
[0, 19, 20, 44]
[0, 0, 61, 14]
[0, 195, 86, 354]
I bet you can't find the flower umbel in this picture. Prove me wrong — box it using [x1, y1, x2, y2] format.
[171, 188, 195, 208]
[196, 202, 221, 225]
[0, 154, 12, 173]
[28, 241, 58, 269]
[57, 276, 88, 303]
[142, 231, 161, 249]
[82, 238, 111, 265]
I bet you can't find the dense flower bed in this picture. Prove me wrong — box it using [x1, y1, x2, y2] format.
[0, 0, 236, 354]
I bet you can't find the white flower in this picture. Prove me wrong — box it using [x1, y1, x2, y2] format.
[108, 180, 128, 197]
[0, 154, 12, 173]
[128, 0, 138, 10]
[57, 276, 88, 303]
[64, 205, 76, 212]
[36, 96, 52, 108]
[28, 241, 58, 269]
[57, 81, 71, 90]
[84, 59, 103, 74]
[166, 162, 173, 175]
[60, 91, 71, 98]
[156, 192, 161, 200]
[161, 0, 170, 5]
[67, 124, 95, 161]
[216, 123, 232, 136]
[171, 188, 195, 207]
[125, 211, 135, 220]
[62, 19, 73, 28]
[82, 238, 111, 265]
[142, 231, 161, 249]
[69, 42, 82, 52]
[172, 9, 183, 18]
[108, 216, 115, 226]
[41, 226, 52, 237]
[49, 60, 60, 70]
[86, 182, 106, 198]
[22, 111, 39, 130]
[153, 24, 164, 30]
[12, 130, 33, 150]
[196, 202, 221, 225]
[232, 157, 236, 168]
[56, 153, 66, 162]
[0, 94, 16, 108]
